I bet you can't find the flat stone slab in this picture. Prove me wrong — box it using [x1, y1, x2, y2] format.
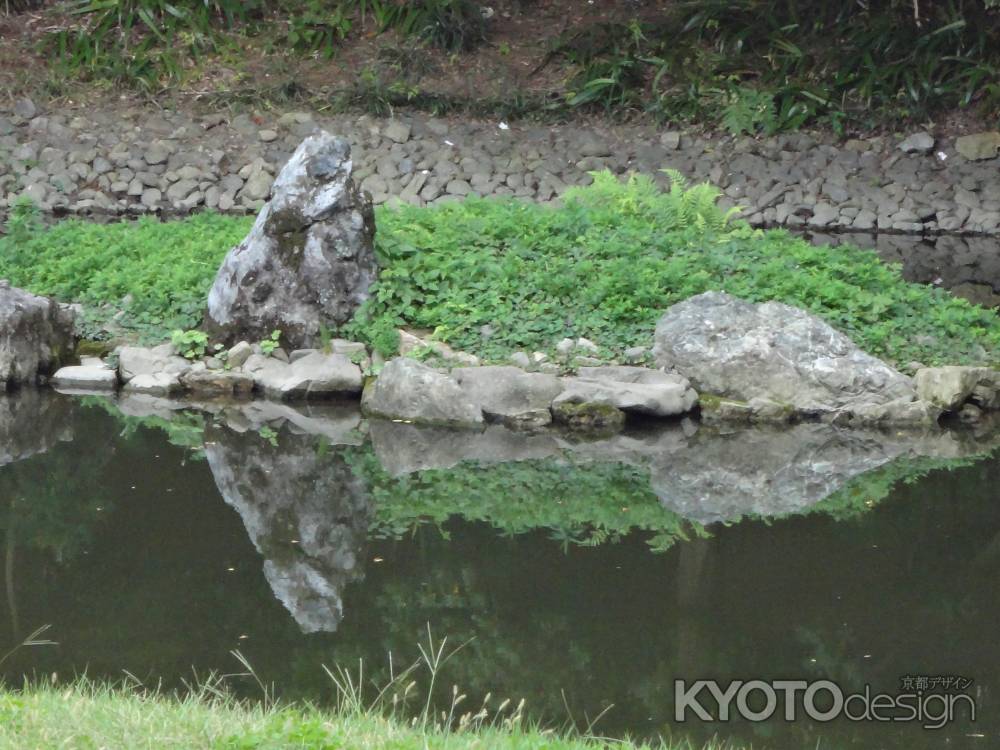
[555, 366, 698, 417]
[452, 365, 563, 427]
[124, 372, 184, 396]
[361, 357, 483, 428]
[50, 365, 118, 390]
[243, 352, 363, 400]
[179, 369, 254, 398]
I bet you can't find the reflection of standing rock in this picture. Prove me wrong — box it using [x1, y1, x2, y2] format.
[0, 390, 74, 468]
[205, 424, 371, 633]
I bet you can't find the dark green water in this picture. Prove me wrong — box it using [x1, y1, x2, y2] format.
[1, 391, 998, 749]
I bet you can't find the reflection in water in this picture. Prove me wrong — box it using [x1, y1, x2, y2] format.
[807, 231, 1000, 309]
[1, 392, 999, 748]
[205, 417, 371, 634]
[0, 390, 75, 469]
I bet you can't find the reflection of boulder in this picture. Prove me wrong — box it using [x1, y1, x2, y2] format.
[369, 419, 560, 477]
[205, 423, 371, 633]
[0, 390, 74, 468]
[649, 423, 999, 524]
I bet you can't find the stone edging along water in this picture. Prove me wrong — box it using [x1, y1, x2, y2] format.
[2, 97, 1000, 237]
[42, 304, 1000, 434]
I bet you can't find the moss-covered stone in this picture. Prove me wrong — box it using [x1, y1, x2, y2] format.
[551, 400, 625, 432]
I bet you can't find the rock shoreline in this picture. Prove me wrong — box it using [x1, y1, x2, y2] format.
[43, 327, 1000, 435]
[3, 99, 1000, 238]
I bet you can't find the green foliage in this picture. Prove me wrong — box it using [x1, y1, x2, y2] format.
[4, 196, 41, 247]
[258, 329, 282, 356]
[348, 171, 1000, 366]
[551, 1, 1000, 128]
[374, 0, 489, 52]
[285, 0, 352, 58]
[46, 0, 265, 88]
[170, 328, 209, 360]
[0, 211, 250, 341]
[4, 174, 999, 366]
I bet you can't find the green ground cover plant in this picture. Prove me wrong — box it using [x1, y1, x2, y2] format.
[0, 681, 741, 750]
[2, 171, 998, 366]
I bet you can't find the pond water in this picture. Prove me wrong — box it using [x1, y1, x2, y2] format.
[1, 391, 998, 749]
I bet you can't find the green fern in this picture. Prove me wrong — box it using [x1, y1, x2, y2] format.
[566, 169, 736, 233]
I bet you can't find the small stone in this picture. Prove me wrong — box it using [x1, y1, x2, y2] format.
[227, 341, 253, 368]
[240, 170, 273, 201]
[509, 351, 532, 369]
[555, 338, 576, 357]
[898, 132, 934, 154]
[956, 132, 1000, 161]
[660, 132, 681, 150]
[624, 346, 648, 364]
[576, 337, 599, 353]
[13, 97, 36, 120]
[259, 129, 279, 142]
[124, 372, 183, 395]
[141, 188, 162, 208]
[144, 141, 171, 166]
[383, 120, 411, 144]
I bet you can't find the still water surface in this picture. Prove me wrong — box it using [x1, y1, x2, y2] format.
[1, 391, 998, 749]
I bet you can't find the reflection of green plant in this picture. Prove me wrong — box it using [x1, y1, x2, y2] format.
[171, 329, 209, 360]
[258, 330, 282, 357]
[347, 446, 706, 553]
[809, 453, 995, 521]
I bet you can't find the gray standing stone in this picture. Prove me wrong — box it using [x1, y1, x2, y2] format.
[207, 132, 377, 348]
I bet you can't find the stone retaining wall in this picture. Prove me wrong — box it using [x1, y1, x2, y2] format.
[2, 98, 1000, 236]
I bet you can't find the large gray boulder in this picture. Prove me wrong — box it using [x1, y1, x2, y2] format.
[206, 132, 377, 348]
[361, 357, 483, 428]
[653, 292, 917, 420]
[0, 282, 77, 390]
